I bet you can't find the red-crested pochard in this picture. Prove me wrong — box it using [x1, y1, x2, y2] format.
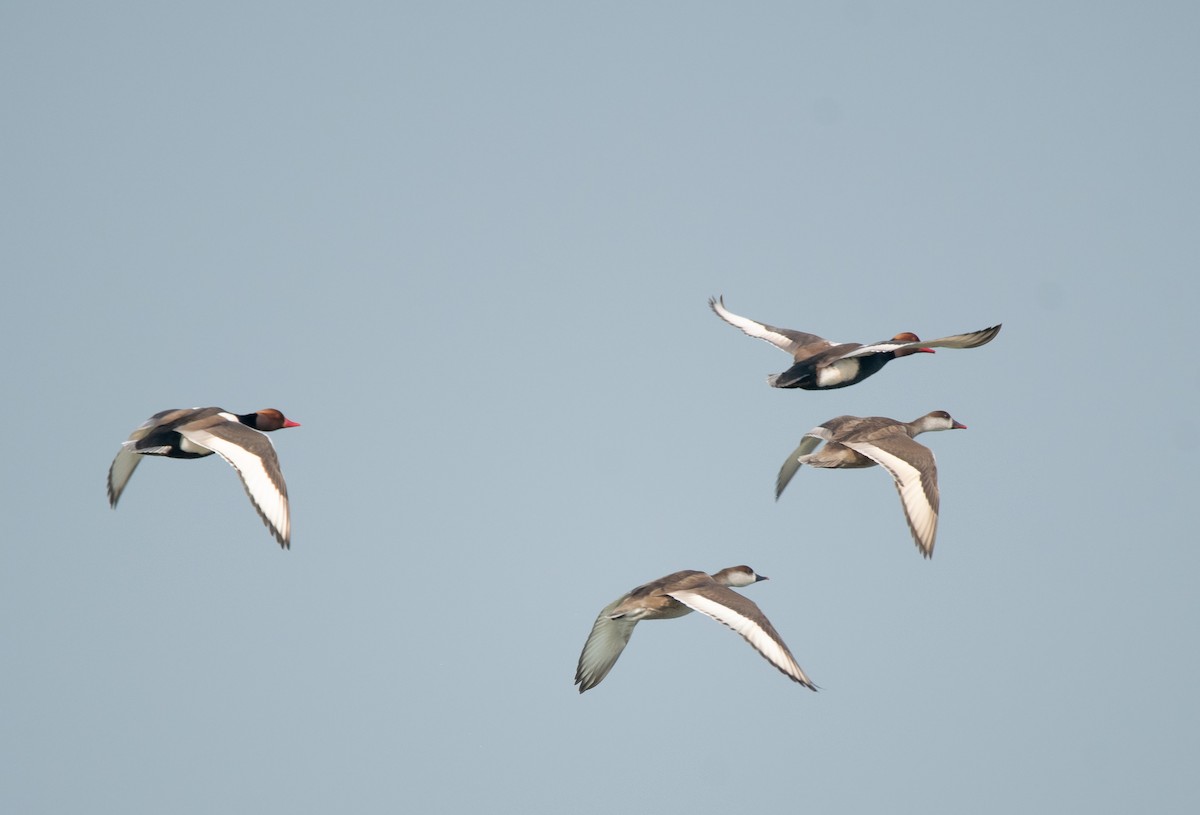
[107, 407, 299, 548]
[776, 411, 967, 558]
[709, 296, 1001, 390]
[575, 566, 817, 693]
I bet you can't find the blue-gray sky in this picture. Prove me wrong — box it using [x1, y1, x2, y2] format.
[3, 3, 1197, 813]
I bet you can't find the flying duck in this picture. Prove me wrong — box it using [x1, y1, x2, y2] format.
[709, 295, 1000, 390]
[107, 407, 299, 548]
[776, 411, 966, 558]
[575, 565, 816, 693]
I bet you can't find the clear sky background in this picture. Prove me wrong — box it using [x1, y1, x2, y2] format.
[2, 3, 1197, 813]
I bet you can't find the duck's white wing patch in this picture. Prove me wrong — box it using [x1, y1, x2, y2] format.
[840, 340, 907, 358]
[575, 597, 639, 693]
[842, 439, 939, 557]
[709, 297, 830, 356]
[667, 588, 816, 689]
[178, 425, 291, 548]
[107, 444, 142, 507]
[775, 433, 825, 499]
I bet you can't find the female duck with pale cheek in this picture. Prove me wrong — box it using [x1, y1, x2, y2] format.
[575, 565, 817, 693]
[107, 407, 300, 548]
[709, 295, 1000, 390]
[776, 411, 967, 558]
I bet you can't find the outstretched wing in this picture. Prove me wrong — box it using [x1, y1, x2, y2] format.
[178, 423, 291, 548]
[667, 585, 816, 689]
[106, 443, 143, 507]
[842, 324, 1002, 358]
[840, 435, 940, 557]
[709, 296, 834, 357]
[106, 412, 178, 507]
[575, 596, 639, 693]
[775, 432, 827, 500]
